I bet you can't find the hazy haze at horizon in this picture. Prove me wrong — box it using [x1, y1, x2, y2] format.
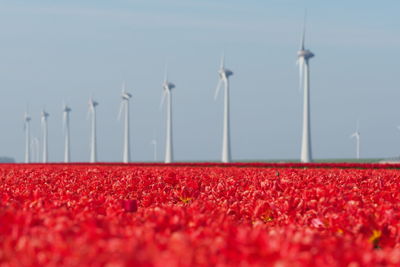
[0, 0, 399, 162]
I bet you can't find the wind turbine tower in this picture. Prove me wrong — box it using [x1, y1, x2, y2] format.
[24, 112, 32, 163]
[215, 54, 233, 163]
[118, 83, 132, 163]
[297, 15, 315, 163]
[41, 110, 50, 163]
[88, 98, 99, 163]
[63, 104, 72, 163]
[24, 112, 31, 163]
[161, 70, 175, 163]
[350, 122, 361, 160]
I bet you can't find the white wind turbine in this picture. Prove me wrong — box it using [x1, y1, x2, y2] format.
[350, 121, 361, 160]
[118, 82, 132, 163]
[297, 14, 315, 163]
[63, 104, 72, 163]
[160, 68, 175, 163]
[215, 54, 233, 163]
[41, 110, 50, 163]
[88, 97, 99, 163]
[24, 112, 32, 163]
[150, 139, 157, 162]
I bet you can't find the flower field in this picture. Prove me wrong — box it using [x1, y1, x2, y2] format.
[0, 163, 400, 266]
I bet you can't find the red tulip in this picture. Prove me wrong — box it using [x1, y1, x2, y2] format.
[122, 199, 138, 212]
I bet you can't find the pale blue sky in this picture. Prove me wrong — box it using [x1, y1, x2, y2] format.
[0, 0, 399, 162]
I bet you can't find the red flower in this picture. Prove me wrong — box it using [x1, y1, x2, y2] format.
[122, 199, 138, 212]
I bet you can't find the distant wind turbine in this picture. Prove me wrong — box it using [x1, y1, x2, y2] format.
[24, 112, 31, 163]
[88, 97, 99, 163]
[161, 68, 175, 163]
[151, 139, 157, 162]
[350, 121, 361, 160]
[41, 110, 50, 163]
[118, 82, 132, 163]
[63, 104, 72, 163]
[215, 53, 233, 163]
[297, 13, 315, 163]
[150, 129, 157, 162]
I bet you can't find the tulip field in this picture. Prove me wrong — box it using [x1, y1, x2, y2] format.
[0, 163, 400, 266]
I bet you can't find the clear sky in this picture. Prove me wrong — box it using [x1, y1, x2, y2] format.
[0, 0, 399, 162]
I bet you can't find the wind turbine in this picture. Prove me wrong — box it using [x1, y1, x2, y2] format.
[161, 68, 175, 163]
[24, 112, 31, 163]
[297, 13, 315, 163]
[150, 129, 157, 162]
[350, 121, 360, 160]
[150, 139, 157, 162]
[41, 110, 50, 163]
[215, 53, 233, 163]
[63, 104, 72, 163]
[88, 97, 99, 163]
[118, 82, 132, 163]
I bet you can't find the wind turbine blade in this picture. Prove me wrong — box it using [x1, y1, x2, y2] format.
[297, 57, 304, 92]
[214, 79, 222, 100]
[300, 10, 307, 50]
[121, 81, 126, 93]
[220, 52, 225, 69]
[87, 105, 92, 120]
[164, 63, 168, 83]
[300, 27, 305, 51]
[117, 101, 124, 121]
[159, 90, 167, 110]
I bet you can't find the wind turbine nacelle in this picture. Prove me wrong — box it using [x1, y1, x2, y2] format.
[225, 69, 233, 77]
[64, 107, 72, 113]
[163, 82, 175, 90]
[219, 69, 233, 79]
[122, 92, 132, 100]
[24, 112, 31, 121]
[298, 50, 314, 60]
[41, 112, 50, 118]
